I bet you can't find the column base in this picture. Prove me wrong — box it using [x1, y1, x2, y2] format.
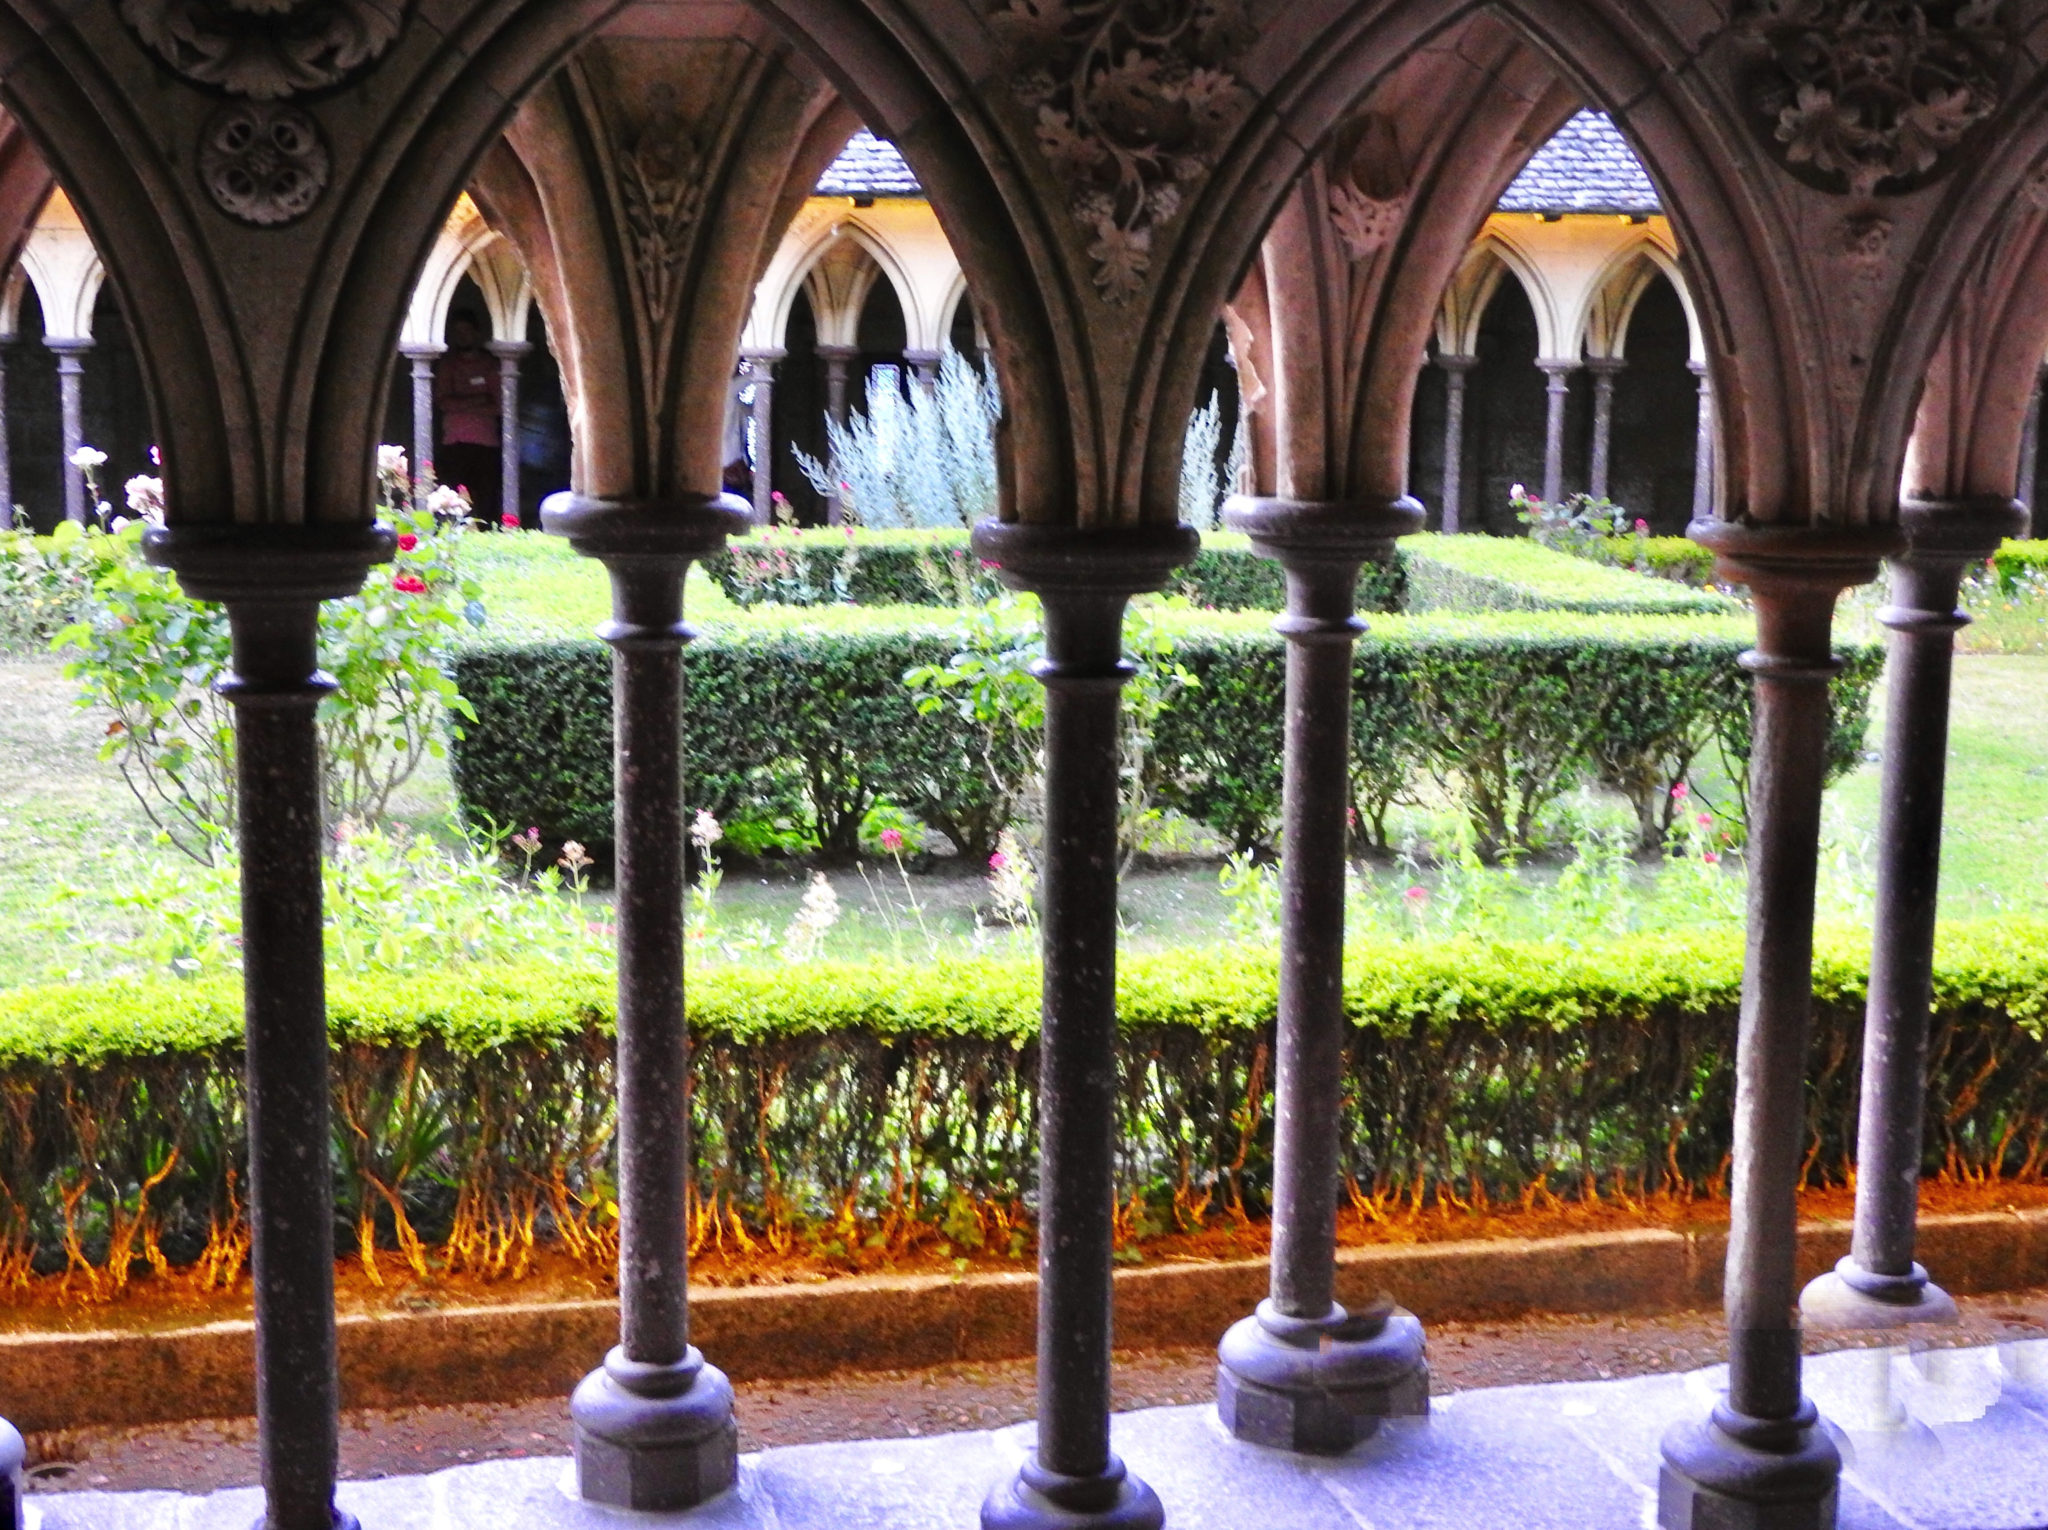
[1216, 1297, 1429, 1453]
[981, 1455, 1163, 1530]
[569, 1346, 737, 1511]
[1800, 1257, 1958, 1332]
[1658, 1400, 1840, 1530]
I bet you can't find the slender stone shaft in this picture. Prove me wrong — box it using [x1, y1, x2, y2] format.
[1659, 522, 1895, 1530]
[547, 494, 750, 1511]
[492, 342, 530, 526]
[402, 345, 442, 493]
[50, 339, 90, 523]
[818, 344, 858, 524]
[1539, 361, 1574, 507]
[0, 346, 13, 530]
[143, 525, 393, 1530]
[973, 521, 1194, 1530]
[906, 347, 942, 395]
[1588, 358, 1625, 502]
[1437, 355, 1476, 533]
[1803, 498, 2026, 1332]
[741, 349, 783, 523]
[1214, 499, 1428, 1455]
[1690, 362, 1714, 522]
[2021, 367, 2045, 520]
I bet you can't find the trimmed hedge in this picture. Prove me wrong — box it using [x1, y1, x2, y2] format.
[5, 922, 2046, 1282]
[1992, 539, 2048, 591]
[1568, 535, 1722, 589]
[450, 609, 1881, 859]
[1403, 534, 1737, 616]
[705, 528, 1403, 615]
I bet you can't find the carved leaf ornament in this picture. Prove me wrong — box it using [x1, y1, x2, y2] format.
[121, 0, 408, 100]
[1735, 0, 2010, 197]
[617, 83, 706, 325]
[990, 0, 1258, 303]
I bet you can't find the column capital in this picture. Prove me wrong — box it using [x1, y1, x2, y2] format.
[1536, 357, 1579, 377]
[814, 342, 860, 362]
[739, 346, 787, 365]
[1690, 519, 1898, 671]
[1224, 496, 1419, 628]
[488, 340, 532, 362]
[399, 341, 446, 361]
[542, 492, 752, 567]
[142, 522, 395, 609]
[1895, 495, 2029, 567]
[972, 519, 1198, 676]
[43, 335, 93, 358]
[1434, 351, 1478, 375]
[1584, 356, 1629, 377]
[1688, 359, 1710, 380]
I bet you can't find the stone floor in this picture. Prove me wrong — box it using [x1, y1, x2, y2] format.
[27, 1340, 2048, 1530]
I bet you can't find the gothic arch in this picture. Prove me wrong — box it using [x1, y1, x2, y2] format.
[1582, 238, 1703, 365]
[1440, 236, 1560, 359]
[402, 196, 536, 350]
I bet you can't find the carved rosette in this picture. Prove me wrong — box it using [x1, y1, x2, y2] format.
[200, 101, 330, 226]
[1733, 0, 2010, 196]
[616, 83, 705, 325]
[120, 0, 409, 100]
[989, 0, 1258, 303]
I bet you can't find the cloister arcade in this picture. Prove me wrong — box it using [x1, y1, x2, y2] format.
[1, 4, 2046, 1530]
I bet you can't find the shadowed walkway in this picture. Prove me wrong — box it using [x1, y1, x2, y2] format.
[28, 1342, 2048, 1530]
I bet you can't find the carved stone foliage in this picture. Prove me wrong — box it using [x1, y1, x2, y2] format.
[199, 101, 330, 226]
[1733, 0, 2011, 197]
[617, 83, 705, 325]
[120, 0, 408, 100]
[989, 0, 1258, 303]
[1326, 111, 1407, 261]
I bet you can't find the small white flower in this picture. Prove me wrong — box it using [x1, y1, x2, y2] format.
[125, 475, 165, 525]
[70, 446, 108, 470]
[425, 484, 471, 519]
[377, 444, 409, 480]
[690, 811, 721, 853]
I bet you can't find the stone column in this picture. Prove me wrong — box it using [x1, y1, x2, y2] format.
[1538, 361, 1575, 507]
[0, 340, 13, 531]
[543, 492, 753, 1512]
[143, 522, 396, 1530]
[1690, 362, 1715, 523]
[740, 348, 783, 524]
[1801, 497, 2028, 1336]
[2018, 364, 2044, 521]
[491, 342, 531, 528]
[1437, 354, 1477, 533]
[1215, 497, 1428, 1454]
[1659, 521, 1898, 1530]
[817, 344, 859, 525]
[905, 347, 942, 395]
[972, 520, 1197, 1530]
[49, 338, 91, 524]
[400, 343, 443, 493]
[1587, 357, 1627, 502]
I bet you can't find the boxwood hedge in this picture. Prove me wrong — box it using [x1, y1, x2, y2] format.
[5, 921, 2044, 1283]
[449, 609, 1881, 859]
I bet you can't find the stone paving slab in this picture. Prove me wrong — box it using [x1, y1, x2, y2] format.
[26, 1344, 2048, 1530]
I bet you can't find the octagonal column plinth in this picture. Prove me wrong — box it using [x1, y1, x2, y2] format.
[144, 523, 396, 1530]
[1215, 497, 1427, 1454]
[972, 519, 1197, 1530]
[544, 493, 753, 1512]
[1801, 497, 2028, 1336]
[1659, 520, 1899, 1530]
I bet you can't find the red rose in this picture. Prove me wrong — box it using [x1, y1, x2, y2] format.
[397, 533, 419, 552]
[393, 573, 427, 594]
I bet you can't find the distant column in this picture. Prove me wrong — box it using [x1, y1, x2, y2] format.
[1437, 354, 1477, 534]
[491, 341, 531, 528]
[740, 348, 783, 524]
[1690, 361, 1714, 522]
[49, 338, 92, 524]
[0, 338, 13, 530]
[905, 347, 942, 395]
[817, 343, 858, 524]
[1586, 358, 1627, 502]
[2018, 362, 2045, 524]
[400, 343, 443, 493]
[1537, 360, 1575, 507]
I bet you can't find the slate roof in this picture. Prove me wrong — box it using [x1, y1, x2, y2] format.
[815, 130, 922, 197]
[1496, 110, 1661, 215]
[815, 114, 1662, 215]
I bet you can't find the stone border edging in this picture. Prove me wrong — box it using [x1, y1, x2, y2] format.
[4, 1210, 2043, 1434]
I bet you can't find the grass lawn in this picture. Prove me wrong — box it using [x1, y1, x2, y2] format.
[1, 533, 2041, 987]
